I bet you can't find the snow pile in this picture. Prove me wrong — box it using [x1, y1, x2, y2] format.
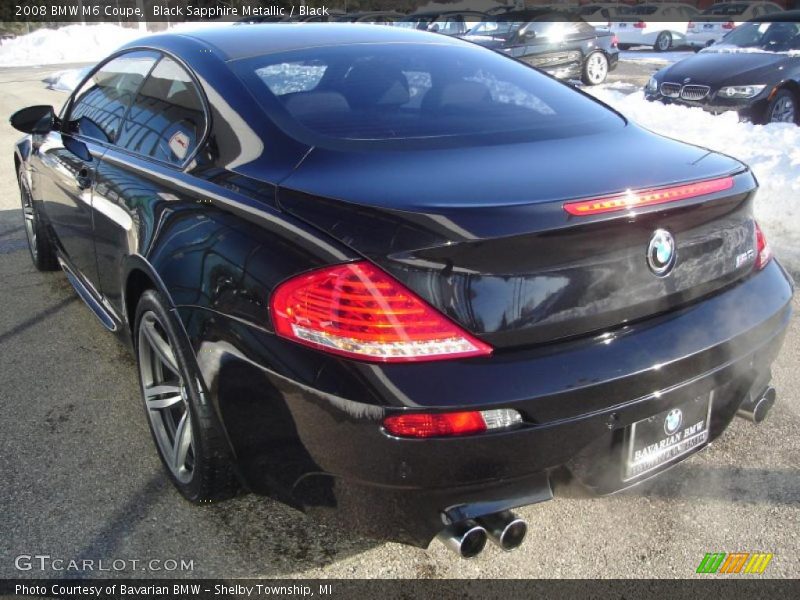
[43, 66, 91, 91]
[0, 24, 146, 67]
[587, 85, 800, 266]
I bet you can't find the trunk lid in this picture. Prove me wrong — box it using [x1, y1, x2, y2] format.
[278, 125, 756, 349]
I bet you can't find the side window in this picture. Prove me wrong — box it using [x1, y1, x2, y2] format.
[69, 51, 159, 143]
[117, 57, 206, 165]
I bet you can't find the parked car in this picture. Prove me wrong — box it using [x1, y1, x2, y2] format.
[646, 13, 800, 124]
[462, 10, 619, 84]
[334, 11, 403, 25]
[611, 2, 700, 50]
[686, 2, 784, 49]
[11, 24, 793, 558]
[396, 10, 487, 36]
[578, 3, 634, 30]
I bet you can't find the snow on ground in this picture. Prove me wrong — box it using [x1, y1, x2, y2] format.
[587, 85, 800, 267]
[0, 22, 234, 68]
[619, 49, 694, 66]
[0, 24, 146, 67]
[43, 66, 91, 91]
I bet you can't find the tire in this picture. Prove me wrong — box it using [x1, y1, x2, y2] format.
[765, 90, 798, 125]
[655, 31, 672, 52]
[581, 52, 609, 86]
[135, 289, 238, 502]
[18, 166, 58, 271]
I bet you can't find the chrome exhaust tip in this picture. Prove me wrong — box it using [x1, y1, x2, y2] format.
[477, 510, 528, 551]
[737, 386, 776, 424]
[437, 520, 488, 558]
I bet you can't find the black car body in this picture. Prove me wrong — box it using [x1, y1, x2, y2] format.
[645, 13, 800, 124]
[11, 24, 793, 554]
[461, 10, 619, 85]
[396, 10, 487, 36]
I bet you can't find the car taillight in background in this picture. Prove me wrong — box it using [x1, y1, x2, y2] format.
[270, 261, 493, 362]
[634, 21, 647, 29]
[383, 408, 522, 438]
[687, 20, 694, 31]
[723, 21, 735, 30]
[611, 34, 619, 47]
[755, 222, 772, 270]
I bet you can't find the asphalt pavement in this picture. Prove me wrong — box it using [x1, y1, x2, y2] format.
[0, 58, 798, 579]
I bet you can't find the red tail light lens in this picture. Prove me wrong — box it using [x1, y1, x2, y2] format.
[723, 21, 735, 30]
[634, 21, 647, 29]
[563, 176, 734, 217]
[270, 261, 492, 362]
[383, 408, 522, 438]
[754, 222, 772, 270]
[611, 34, 619, 47]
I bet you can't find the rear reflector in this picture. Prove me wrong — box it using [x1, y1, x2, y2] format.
[563, 176, 734, 216]
[383, 409, 522, 438]
[754, 222, 772, 270]
[271, 261, 492, 362]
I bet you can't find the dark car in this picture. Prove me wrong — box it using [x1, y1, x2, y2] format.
[462, 10, 619, 85]
[11, 24, 793, 558]
[645, 13, 800, 124]
[396, 10, 487, 36]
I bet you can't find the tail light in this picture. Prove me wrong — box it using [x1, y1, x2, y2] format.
[634, 21, 647, 29]
[722, 21, 735, 30]
[270, 261, 493, 362]
[383, 408, 522, 438]
[563, 176, 734, 217]
[687, 20, 694, 31]
[754, 222, 772, 270]
[611, 34, 619, 47]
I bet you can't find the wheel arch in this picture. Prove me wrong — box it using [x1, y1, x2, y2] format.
[122, 254, 176, 337]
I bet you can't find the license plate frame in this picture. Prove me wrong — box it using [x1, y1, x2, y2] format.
[623, 392, 713, 482]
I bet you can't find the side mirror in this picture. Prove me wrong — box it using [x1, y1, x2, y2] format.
[10, 105, 57, 134]
[521, 29, 537, 41]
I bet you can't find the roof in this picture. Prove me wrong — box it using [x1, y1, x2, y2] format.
[174, 23, 461, 62]
[752, 10, 800, 22]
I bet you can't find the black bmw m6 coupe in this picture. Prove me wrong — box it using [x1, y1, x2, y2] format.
[11, 24, 793, 558]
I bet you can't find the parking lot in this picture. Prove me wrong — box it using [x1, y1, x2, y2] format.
[1, 55, 799, 579]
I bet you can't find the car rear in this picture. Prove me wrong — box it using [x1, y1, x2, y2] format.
[222, 33, 794, 551]
[686, 17, 737, 48]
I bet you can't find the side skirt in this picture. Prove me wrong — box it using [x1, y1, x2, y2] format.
[57, 257, 119, 332]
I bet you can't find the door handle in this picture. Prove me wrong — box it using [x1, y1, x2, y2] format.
[76, 167, 92, 190]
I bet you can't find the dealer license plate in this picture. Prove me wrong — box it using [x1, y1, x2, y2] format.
[623, 393, 712, 481]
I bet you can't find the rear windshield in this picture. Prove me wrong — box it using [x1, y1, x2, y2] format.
[232, 42, 623, 149]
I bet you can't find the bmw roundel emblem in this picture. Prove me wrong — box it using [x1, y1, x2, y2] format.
[664, 408, 683, 436]
[647, 229, 677, 276]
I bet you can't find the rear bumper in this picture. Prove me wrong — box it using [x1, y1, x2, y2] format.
[185, 260, 793, 547]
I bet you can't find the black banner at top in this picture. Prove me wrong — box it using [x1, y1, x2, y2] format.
[2, 0, 800, 24]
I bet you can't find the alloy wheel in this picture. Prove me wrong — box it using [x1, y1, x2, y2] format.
[656, 32, 671, 52]
[138, 311, 195, 483]
[770, 95, 796, 124]
[586, 53, 608, 84]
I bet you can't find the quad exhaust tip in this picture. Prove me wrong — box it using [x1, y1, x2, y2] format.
[438, 511, 527, 557]
[437, 519, 488, 559]
[737, 386, 776, 424]
[477, 510, 528, 552]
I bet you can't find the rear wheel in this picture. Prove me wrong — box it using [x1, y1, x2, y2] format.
[135, 289, 238, 502]
[581, 52, 609, 86]
[18, 167, 58, 271]
[766, 90, 798, 125]
[655, 31, 672, 52]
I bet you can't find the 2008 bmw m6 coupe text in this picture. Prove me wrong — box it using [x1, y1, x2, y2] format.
[11, 24, 793, 558]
